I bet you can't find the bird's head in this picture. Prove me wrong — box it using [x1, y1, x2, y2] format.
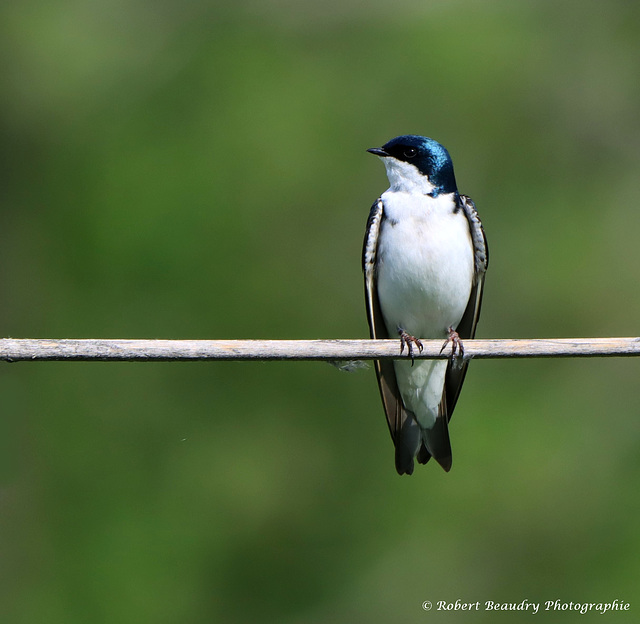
[368, 135, 458, 196]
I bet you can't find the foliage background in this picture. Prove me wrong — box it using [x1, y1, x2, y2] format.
[1, 1, 639, 622]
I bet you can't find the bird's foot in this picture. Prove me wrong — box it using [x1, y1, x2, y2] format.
[398, 327, 423, 366]
[440, 326, 464, 359]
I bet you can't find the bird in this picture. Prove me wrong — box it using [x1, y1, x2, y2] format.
[363, 135, 488, 475]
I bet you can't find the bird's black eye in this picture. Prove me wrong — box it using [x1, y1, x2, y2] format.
[403, 147, 417, 159]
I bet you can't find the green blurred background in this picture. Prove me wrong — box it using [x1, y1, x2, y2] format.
[1, 1, 639, 622]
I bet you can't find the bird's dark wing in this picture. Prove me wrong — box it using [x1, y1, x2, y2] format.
[444, 194, 488, 416]
[363, 199, 422, 475]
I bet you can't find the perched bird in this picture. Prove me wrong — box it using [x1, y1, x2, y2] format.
[363, 135, 488, 475]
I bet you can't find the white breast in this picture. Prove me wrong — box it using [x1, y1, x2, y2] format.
[376, 190, 474, 340]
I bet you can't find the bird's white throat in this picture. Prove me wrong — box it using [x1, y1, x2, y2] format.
[381, 157, 436, 195]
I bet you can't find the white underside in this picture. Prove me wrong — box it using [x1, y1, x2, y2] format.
[376, 186, 474, 429]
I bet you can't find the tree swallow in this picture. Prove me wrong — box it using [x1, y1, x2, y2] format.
[363, 135, 488, 475]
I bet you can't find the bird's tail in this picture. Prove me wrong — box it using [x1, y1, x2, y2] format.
[394, 413, 422, 475]
[420, 407, 452, 472]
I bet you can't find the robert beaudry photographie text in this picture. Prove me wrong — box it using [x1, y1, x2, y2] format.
[434, 599, 630, 615]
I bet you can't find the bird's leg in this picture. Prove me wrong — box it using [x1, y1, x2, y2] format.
[440, 325, 464, 358]
[398, 326, 423, 366]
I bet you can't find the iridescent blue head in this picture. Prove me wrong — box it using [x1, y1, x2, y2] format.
[367, 135, 458, 197]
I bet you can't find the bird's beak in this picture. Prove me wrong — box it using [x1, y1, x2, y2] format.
[367, 147, 389, 157]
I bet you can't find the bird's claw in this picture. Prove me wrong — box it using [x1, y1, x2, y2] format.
[440, 326, 464, 358]
[398, 327, 423, 366]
